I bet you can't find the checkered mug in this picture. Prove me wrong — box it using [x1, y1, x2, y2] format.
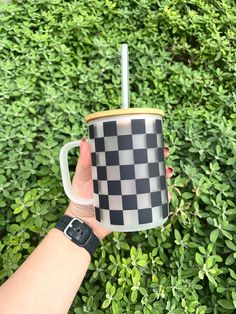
[60, 108, 169, 232]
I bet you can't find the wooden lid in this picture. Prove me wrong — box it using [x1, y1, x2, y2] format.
[85, 108, 164, 122]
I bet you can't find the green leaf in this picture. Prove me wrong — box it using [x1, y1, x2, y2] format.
[181, 268, 198, 278]
[218, 299, 235, 310]
[206, 257, 215, 269]
[22, 210, 29, 220]
[131, 289, 138, 303]
[139, 287, 147, 295]
[222, 229, 233, 240]
[225, 253, 235, 266]
[87, 296, 93, 309]
[174, 229, 181, 242]
[225, 240, 236, 251]
[206, 273, 217, 287]
[174, 176, 186, 187]
[13, 206, 24, 215]
[198, 246, 206, 254]
[182, 192, 194, 199]
[92, 271, 98, 279]
[137, 259, 147, 267]
[232, 291, 236, 301]
[10, 224, 20, 234]
[224, 224, 236, 232]
[226, 158, 236, 165]
[102, 299, 111, 309]
[110, 285, 116, 296]
[109, 255, 116, 263]
[217, 287, 226, 293]
[229, 269, 236, 280]
[120, 242, 130, 250]
[198, 269, 204, 280]
[210, 229, 220, 242]
[195, 253, 204, 266]
[132, 268, 141, 284]
[208, 268, 222, 276]
[130, 246, 136, 258]
[106, 281, 112, 293]
[112, 301, 119, 314]
[200, 195, 211, 204]
[114, 288, 123, 301]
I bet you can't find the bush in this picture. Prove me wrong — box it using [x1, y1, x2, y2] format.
[0, 0, 236, 313]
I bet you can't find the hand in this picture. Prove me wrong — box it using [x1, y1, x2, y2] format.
[65, 139, 111, 240]
[65, 139, 173, 240]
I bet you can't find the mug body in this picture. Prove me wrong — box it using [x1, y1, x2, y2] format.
[87, 109, 168, 232]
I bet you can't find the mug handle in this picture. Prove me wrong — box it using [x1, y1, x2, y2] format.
[59, 140, 94, 206]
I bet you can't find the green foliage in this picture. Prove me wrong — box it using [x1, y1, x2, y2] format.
[0, 0, 236, 313]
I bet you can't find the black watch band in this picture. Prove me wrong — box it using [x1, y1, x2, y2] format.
[55, 215, 100, 256]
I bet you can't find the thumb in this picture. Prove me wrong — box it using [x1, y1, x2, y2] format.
[73, 138, 92, 184]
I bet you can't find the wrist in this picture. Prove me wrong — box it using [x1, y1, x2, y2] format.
[64, 207, 105, 241]
[52, 228, 91, 260]
[63, 207, 96, 230]
[55, 215, 101, 256]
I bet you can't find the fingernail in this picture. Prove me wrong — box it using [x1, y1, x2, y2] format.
[80, 138, 86, 152]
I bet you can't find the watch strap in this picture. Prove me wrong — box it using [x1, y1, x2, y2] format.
[55, 215, 100, 255]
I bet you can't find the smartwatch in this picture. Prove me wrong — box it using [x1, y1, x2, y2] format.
[55, 215, 100, 256]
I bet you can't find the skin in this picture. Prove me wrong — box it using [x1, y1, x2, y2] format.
[0, 139, 173, 314]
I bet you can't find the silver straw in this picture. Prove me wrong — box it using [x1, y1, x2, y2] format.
[121, 44, 129, 109]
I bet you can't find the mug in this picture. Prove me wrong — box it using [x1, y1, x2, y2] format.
[60, 108, 169, 232]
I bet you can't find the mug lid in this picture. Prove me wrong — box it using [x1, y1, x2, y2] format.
[85, 108, 164, 122]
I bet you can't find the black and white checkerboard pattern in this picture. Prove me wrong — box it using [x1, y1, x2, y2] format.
[88, 117, 169, 230]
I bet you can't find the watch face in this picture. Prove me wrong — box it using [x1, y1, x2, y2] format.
[66, 220, 91, 245]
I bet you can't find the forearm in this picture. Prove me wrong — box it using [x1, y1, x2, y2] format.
[0, 228, 91, 314]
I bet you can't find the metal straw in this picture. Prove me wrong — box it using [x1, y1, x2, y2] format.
[121, 44, 129, 109]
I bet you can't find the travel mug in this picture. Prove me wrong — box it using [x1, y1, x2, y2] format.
[60, 108, 169, 232]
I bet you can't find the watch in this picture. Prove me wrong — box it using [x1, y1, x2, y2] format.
[55, 215, 100, 255]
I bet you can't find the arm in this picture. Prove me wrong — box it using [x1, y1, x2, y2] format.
[0, 228, 91, 314]
[0, 139, 111, 314]
[0, 140, 172, 314]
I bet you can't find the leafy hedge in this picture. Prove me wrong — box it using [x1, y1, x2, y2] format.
[0, 0, 236, 313]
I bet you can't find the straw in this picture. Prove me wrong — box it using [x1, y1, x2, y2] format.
[121, 43, 130, 109]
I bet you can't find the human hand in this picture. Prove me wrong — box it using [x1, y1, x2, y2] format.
[64, 139, 111, 240]
[65, 139, 173, 240]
